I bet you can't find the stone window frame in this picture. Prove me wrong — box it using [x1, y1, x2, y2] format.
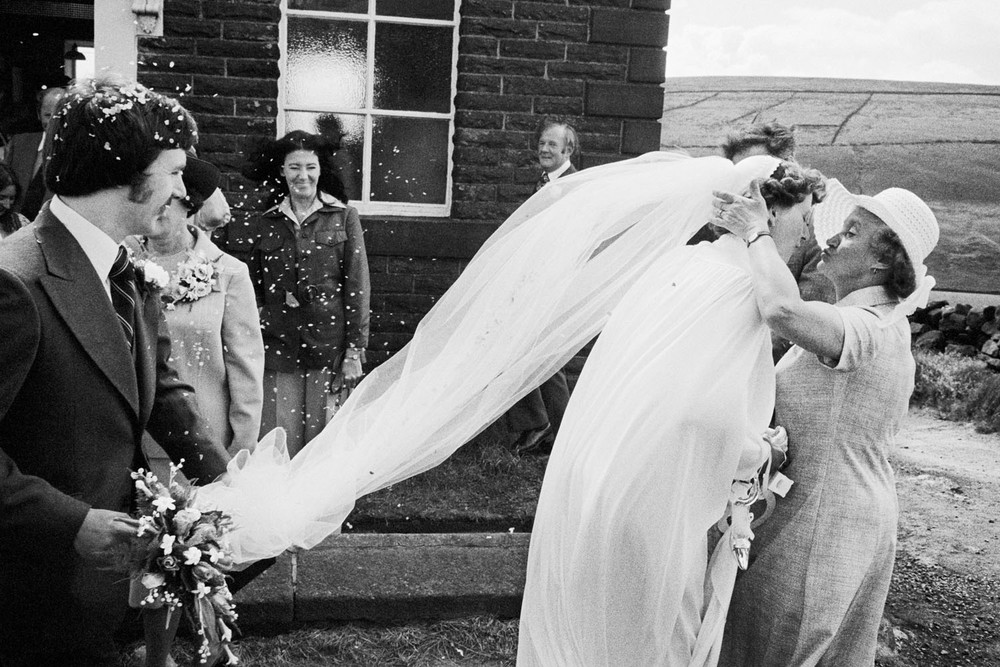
[278, 0, 461, 217]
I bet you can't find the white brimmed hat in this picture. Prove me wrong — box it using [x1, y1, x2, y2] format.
[855, 189, 939, 272]
[812, 179, 940, 322]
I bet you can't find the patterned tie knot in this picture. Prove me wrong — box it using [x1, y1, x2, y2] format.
[534, 171, 550, 193]
[109, 246, 137, 350]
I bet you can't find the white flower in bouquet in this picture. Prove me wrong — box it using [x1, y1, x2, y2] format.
[141, 572, 166, 590]
[152, 495, 176, 513]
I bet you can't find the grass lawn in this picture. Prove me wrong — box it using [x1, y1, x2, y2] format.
[344, 348, 1000, 533]
[121, 616, 518, 666]
[344, 422, 548, 533]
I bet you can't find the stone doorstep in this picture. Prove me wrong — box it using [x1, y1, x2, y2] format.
[234, 533, 531, 631]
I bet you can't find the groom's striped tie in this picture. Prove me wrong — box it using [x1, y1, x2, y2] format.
[109, 246, 136, 351]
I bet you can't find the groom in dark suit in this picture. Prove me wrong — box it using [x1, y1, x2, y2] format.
[0, 75, 230, 666]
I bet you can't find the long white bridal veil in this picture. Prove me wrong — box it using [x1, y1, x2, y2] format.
[198, 152, 782, 563]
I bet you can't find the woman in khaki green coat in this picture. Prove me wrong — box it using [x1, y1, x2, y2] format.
[245, 130, 370, 457]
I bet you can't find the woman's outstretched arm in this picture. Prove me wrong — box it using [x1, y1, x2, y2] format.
[711, 180, 846, 360]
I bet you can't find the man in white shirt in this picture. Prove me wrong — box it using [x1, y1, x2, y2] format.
[509, 118, 580, 454]
[0, 74, 229, 666]
[534, 117, 578, 192]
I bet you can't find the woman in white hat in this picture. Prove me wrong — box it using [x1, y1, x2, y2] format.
[709, 180, 940, 666]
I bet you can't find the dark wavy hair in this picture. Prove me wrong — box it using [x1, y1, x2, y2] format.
[243, 130, 348, 210]
[0, 163, 23, 235]
[45, 74, 198, 197]
[701, 161, 825, 243]
[722, 122, 796, 161]
[865, 215, 918, 299]
[759, 161, 826, 209]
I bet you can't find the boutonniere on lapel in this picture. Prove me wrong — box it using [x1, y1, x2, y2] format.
[160, 252, 221, 311]
[131, 256, 171, 298]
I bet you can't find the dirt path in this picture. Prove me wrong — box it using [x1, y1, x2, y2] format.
[881, 409, 1000, 666]
[895, 408, 1000, 579]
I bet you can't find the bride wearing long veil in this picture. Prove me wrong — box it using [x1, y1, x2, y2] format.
[198, 152, 787, 560]
[197, 153, 814, 660]
[515, 159, 824, 666]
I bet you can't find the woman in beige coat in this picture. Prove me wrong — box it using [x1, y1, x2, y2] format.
[127, 157, 264, 459]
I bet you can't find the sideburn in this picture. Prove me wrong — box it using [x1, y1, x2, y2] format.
[128, 175, 153, 204]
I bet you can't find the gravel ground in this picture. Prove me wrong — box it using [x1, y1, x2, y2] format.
[878, 410, 1000, 667]
[881, 552, 1000, 666]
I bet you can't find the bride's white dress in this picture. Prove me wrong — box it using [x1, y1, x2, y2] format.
[516, 234, 776, 666]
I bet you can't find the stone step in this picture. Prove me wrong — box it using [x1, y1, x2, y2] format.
[234, 533, 530, 631]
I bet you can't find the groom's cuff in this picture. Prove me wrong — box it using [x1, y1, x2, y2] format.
[0, 477, 90, 559]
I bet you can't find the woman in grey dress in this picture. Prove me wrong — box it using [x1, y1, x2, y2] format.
[710, 180, 940, 666]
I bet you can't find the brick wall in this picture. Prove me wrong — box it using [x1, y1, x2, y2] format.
[144, 0, 669, 365]
[137, 0, 281, 239]
[453, 0, 669, 222]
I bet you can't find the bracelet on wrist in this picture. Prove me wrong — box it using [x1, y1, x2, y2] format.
[746, 230, 772, 246]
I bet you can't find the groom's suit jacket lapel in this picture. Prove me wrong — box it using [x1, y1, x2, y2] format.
[34, 209, 142, 420]
[135, 276, 160, 425]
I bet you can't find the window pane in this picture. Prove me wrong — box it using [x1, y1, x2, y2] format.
[288, 0, 368, 12]
[374, 23, 453, 112]
[285, 111, 365, 203]
[376, 0, 454, 20]
[287, 18, 367, 110]
[371, 117, 449, 204]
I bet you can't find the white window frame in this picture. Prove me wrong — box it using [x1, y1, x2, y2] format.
[279, 0, 461, 217]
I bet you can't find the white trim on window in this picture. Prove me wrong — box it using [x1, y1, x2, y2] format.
[278, 0, 461, 217]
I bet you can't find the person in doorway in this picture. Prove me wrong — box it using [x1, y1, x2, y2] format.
[0, 163, 29, 239]
[4, 86, 64, 219]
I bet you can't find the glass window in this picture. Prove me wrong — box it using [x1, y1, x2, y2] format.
[376, 0, 454, 21]
[286, 19, 367, 110]
[374, 23, 453, 113]
[371, 116, 450, 204]
[282, 0, 459, 216]
[288, 0, 367, 11]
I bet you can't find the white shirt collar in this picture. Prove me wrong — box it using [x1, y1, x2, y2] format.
[545, 160, 573, 182]
[49, 195, 120, 297]
[278, 191, 346, 225]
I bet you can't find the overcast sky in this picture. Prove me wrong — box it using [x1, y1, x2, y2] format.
[665, 0, 1000, 85]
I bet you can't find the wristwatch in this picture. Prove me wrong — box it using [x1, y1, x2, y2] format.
[746, 230, 772, 246]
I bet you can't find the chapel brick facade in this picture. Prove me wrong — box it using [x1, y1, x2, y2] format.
[137, 0, 669, 364]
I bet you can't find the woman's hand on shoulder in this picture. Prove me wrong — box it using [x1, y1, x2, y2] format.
[711, 180, 770, 243]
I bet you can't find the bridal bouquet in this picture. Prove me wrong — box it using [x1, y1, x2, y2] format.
[124, 464, 240, 664]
